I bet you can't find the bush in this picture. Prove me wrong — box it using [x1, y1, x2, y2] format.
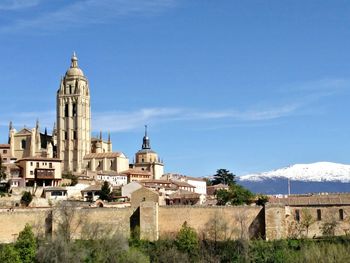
[0, 244, 21, 263]
[15, 224, 37, 263]
[176, 221, 199, 259]
[20, 191, 33, 207]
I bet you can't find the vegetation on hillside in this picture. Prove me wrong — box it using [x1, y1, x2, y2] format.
[20, 192, 33, 207]
[209, 169, 268, 206]
[2, 206, 350, 263]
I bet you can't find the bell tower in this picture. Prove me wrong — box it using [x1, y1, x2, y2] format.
[57, 53, 91, 173]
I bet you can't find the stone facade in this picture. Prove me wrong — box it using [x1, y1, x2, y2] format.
[57, 53, 91, 173]
[132, 126, 164, 180]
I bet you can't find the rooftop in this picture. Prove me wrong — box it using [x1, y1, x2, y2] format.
[269, 193, 350, 206]
[84, 152, 125, 159]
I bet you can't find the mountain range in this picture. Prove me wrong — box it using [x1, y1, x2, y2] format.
[237, 162, 350, 195]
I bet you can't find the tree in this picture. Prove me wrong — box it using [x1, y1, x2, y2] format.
[216, 189, 231, 206]
[255, 195, 269, 206]
[212, 169, 236, 186]
[99, 181, 111, 201]
[321, 216, 338, 236]
[15, 224, 37, 263]
[176, 221, 199, 256]
[216, 184, 255, 206]
[0, 155, 7, 181]
[62, 172, 78, 186]
[21, 191, 33, 207]
[300, 209, 315, 237]
[230, 184, 254, 205]
[0, 245, 21, 263]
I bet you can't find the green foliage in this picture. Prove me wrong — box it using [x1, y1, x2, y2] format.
[176, 221, 199, 258]
[204, 177, 213, 186]
[20, 191, 33, 207]
[321, 218, 338, 236]
[63, 172, 78, 186]
[230, 184, 254, 205]
[212, 168, 236, 186]
[0, 244, 21, 263]
[15, 224, 37, 263]
[216, 189, 231, 205]
[300, 209, 315, 237]
[216, 184, 255, 206]
[255, 194, 269, 206]
[0, 156, 7, 181]
[99, 181, 111, 201]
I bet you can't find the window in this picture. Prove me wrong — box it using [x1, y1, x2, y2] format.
[339, 209, 344, 221]
[30, 171, 33, 175]
[142, 158, 144, 163]
[30, 162, 33, 166]
[21, 139, 26, 149]
[72, 103, 77, 117]
[64, 132, 68, 140]
[3, 150, 7, 154]
[65, 104, 69, 117]
[317, 209, 322, 221]
[295, 209, 300, 222]
[69, 85, 72, 94]
[49, 163, 52, 168]
[36, 162, 39, 168]
[73, 131, 77, 140]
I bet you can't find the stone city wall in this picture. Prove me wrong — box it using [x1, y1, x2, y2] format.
[157, 205, 264, 240]
[0, 207, 133, 243]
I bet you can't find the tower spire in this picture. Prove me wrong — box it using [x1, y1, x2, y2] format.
[9, 121, 13, 131]
[142, 125, 151, 149]
[71, 52, 78, 68]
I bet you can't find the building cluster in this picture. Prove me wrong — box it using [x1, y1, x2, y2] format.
[0, 53, 207, 205]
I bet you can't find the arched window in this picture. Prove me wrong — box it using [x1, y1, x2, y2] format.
[21, 139, 26, 149]
[65, 104, 69, 117]
[72, 103, 77, 117]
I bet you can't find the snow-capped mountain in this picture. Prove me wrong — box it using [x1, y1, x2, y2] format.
[239, 162, 350, 183]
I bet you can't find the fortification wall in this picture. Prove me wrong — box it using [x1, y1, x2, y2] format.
[0, 208, 50, 243]
[0, 207, 133, 243]
[158, 206, 264, 240]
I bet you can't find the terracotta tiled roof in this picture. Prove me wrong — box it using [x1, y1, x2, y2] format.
[171, 180, 196, 188]
[121, 169, 152, 176]
[83, 152, 124, 159]
[16, 157, 61, 162]
[81, 184, 102, 192]
[97, 171, 126, 176]
[269, 194, 350, 206]
[0, 144, 10, 148]
[43, 187, 67, 192]
[169, 190, 200, 199]
[3, 163, 20, 170]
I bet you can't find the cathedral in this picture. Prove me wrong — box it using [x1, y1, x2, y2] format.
[3, 53, 164, 186]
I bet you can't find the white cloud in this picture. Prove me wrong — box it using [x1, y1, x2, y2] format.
[0, 111, 55, 132]
[0, 0, 177, 32]
[0, 0, 40, 10]
[92, 104, 300, 132]
[0, 104, 299, 133]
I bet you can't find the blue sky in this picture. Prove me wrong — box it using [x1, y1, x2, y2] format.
[0, 0, 350, 177]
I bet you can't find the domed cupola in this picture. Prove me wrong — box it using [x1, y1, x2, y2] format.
[65, 52, 84, 77]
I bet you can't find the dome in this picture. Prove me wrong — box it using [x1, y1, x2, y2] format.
[65, 52, 84, 77]
[66, 67, 84, 77]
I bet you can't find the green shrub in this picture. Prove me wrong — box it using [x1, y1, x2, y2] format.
[20, 191, 32, 207]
